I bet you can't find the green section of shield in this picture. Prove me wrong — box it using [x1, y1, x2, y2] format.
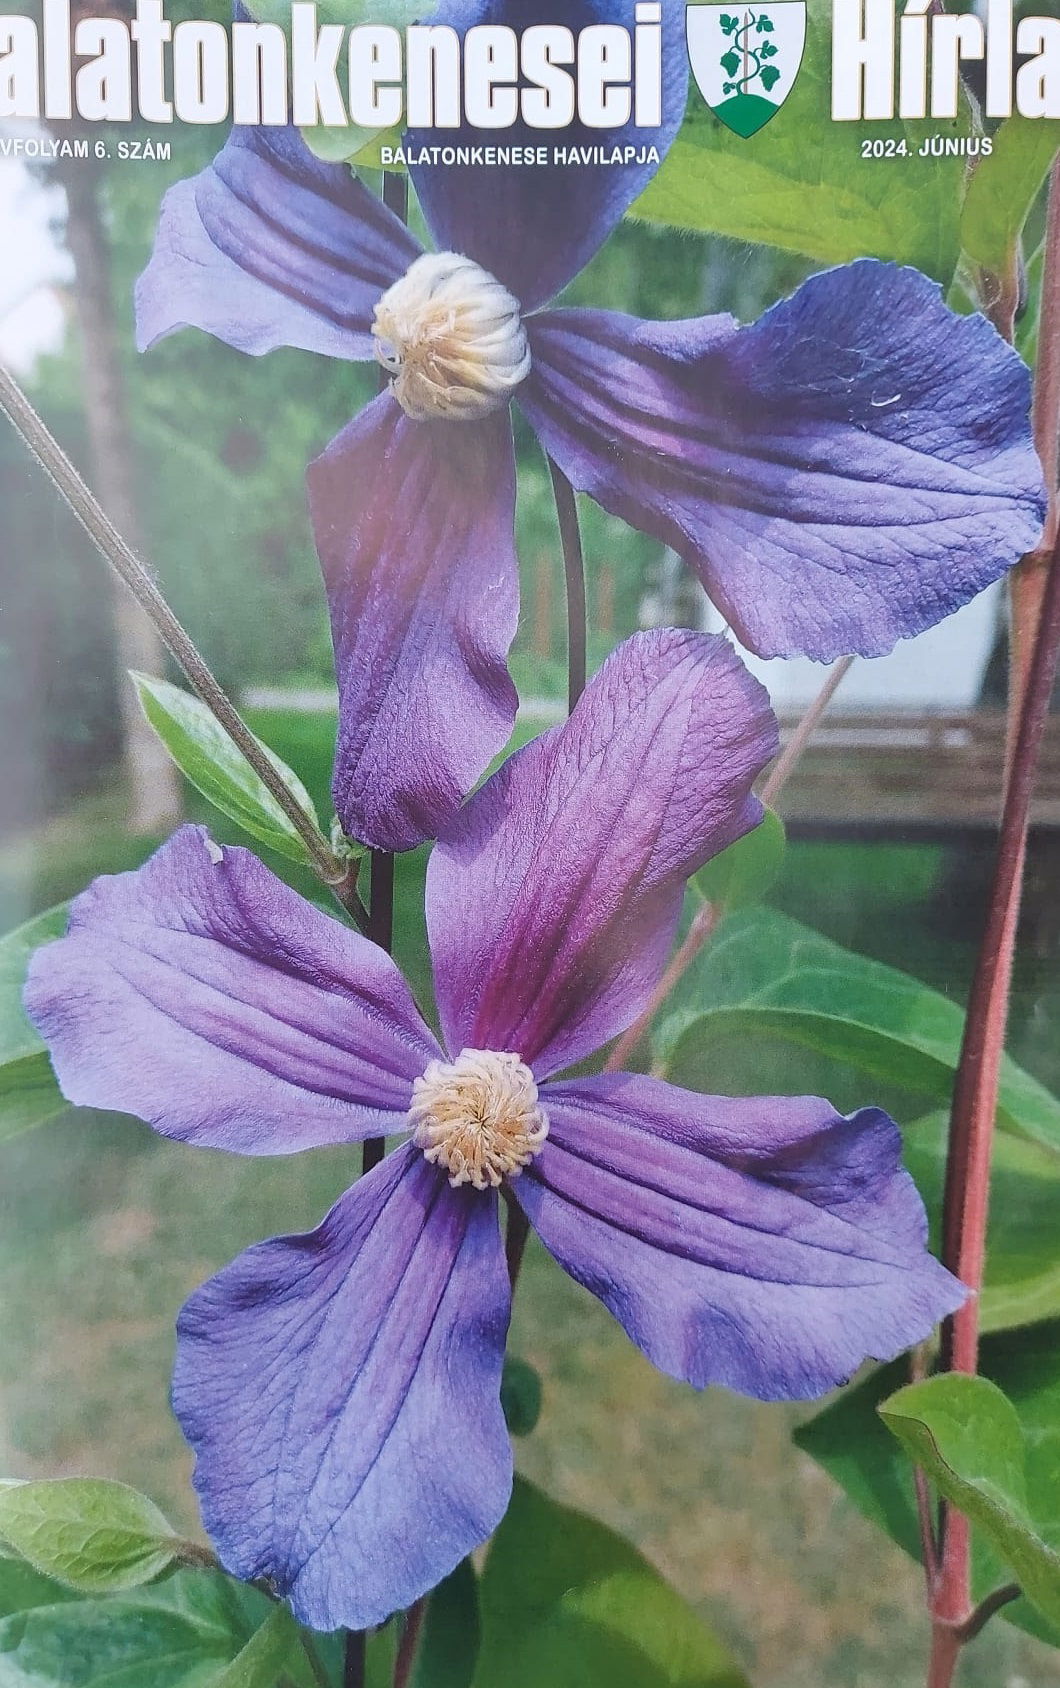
[710, 90, 780, 136]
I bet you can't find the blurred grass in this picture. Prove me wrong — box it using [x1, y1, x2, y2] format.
[1, 705, 1059, 1688]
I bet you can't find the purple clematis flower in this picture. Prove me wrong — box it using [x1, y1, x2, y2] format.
[27, 630, 964, 1632]
[134, 1, 1044, 854]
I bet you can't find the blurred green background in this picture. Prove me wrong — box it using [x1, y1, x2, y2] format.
[3, 75, 1060, 1688]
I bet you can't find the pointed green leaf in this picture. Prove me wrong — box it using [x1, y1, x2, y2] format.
[207, 1605, 300, 1688]
[0, 907, 68, 1141]
[656, 907, 1060, 1150]
[635, 0, 964, 280]
[962, 117, 1060, 271]
[0, 1479, 186, 1594]
[0, 1571, 253, 1687]
[795, 1320, 1060, 1646]
[881, 1374, 1060, 1629]
[132, 674, 327, 867]
[0, 1560, 77, 1619]
[474, 1479, 750, 1687]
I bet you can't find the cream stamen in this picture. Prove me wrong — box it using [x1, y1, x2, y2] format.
[373, 253, 531, 423]
[409, 1048, 548, 1191]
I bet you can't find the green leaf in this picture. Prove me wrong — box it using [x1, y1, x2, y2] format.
[0, 1570, 255, 1687]
[0, 1479, 187, 1594]
[473, 1479, 750, 1687]
[794, 1320, 1060, 1646]
[412, 1560, 480, 1688]
[207, 1605, 300, 1688]
[962, 117, 1060, 271]
[132, 674, 326, 868]
[881, 1374, 1060, 1628]
[692, 809, 785, 912]
[656, 907, 1060, 1150]
[500, 1358, 543, 1438]
[635, 0, 964, 280]
[0, 1560, 76, 1619]
[903, 1114, 1060, 1333]
[0, 907, 68, 1141]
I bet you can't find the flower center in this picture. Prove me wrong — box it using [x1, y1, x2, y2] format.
[372, 253, 531, 423]
[409, 1048, 548, 1191]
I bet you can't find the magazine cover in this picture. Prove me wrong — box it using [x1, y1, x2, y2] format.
[1, 1, 1059, 1683]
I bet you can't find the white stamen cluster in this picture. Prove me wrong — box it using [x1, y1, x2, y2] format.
[409, 1048, 549, 1191]
[372, 252, 531, 423]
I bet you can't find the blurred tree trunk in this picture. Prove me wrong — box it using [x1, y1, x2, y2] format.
[52, 148, 181, 834]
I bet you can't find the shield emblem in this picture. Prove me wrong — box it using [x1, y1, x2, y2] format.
[686, 2, 807, 137]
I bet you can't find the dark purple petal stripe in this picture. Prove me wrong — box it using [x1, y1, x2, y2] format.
[173, 1144, 512, 1631]
[24, 827, 439, 1154]
[523, 261, 1046, 660]
[426, 629, 778, 1077]
[517, 1074, 966, 1399]
[409, 0, 688, 312]
[310, 395, 520, 852]
[136, 126, 421, 359]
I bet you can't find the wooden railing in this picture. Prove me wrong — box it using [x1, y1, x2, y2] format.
[773, 711, 1060, 834]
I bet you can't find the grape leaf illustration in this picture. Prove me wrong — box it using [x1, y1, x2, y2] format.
[760, 41, 778, 57]
[720, 13, 739, 33]
[757, 14, 775, 29]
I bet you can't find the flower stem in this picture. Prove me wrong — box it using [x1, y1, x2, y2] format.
[604, 655, 853, 1073]
[930, 525, 1060, 1659]
[344, 1629, 366, 1688]
[925, 167, 1060, 1686]
[393, 1598, 428, 1688]
[1011, 158, 1060, 716]
[548, 457, 587, 711]
[0, 361, 370, 926]
[759, 656, 855, 809]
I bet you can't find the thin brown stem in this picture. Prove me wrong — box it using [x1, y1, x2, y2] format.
[548, 457, 587, 711]
[932, 519, 1060, 1657]
[604, 654, 853, 1074]
[958, 1584, 1022, 1644]
[0, 362, 371, 926]
[393, 1597, 428, 1688]
[760, 656, 854, 809]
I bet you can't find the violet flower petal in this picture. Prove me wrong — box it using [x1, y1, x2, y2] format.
[135, 125, 421, 358]
[523, 261, 1046, 660]
[24, 827, 439, 1154]
[426, 629, 777, 1076]
[309, 393, 520, 852]
[516, 1074, 967, 1400]
[408, 0, 688, 313]
[173, 1143, 512, 1632]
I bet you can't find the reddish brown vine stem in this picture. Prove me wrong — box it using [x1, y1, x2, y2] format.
[929, 451, 1060, 1684]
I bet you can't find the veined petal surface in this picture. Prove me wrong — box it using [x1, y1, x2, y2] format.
[310, 394, 520, 852]
[24, 827, 439, 1154]
[517, 1074, 967, 1399]
[524, 262, 1045, 660]
[136, 125, 421, 358]
[427, 630, 777, 1076]
[173, 1145, 512, 1631]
